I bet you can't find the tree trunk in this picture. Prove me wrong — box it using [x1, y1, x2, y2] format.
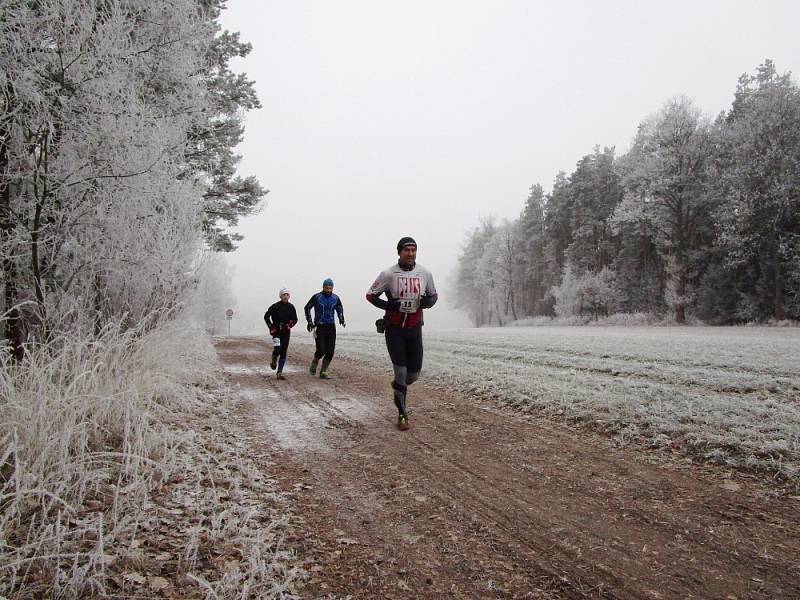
[0, 84, 25, 360]
[30, 131, 49, 333]
[0, 181, 24, 360]
[773, 231, 785, 320]
[675, 263, 687, 324]
[674, 206, 687, 324]
[508, 289, 518, 321]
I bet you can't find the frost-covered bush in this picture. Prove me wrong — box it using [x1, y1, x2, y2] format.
[551, 264, 581, 318]
[767, 319, 800, 328]
[509, 312, 661, 327]
[507, 316, 556, 327]
[0, 320, 205, 595]
[589, 312, 657, 326]
[1, 317, 300, 598]
[551, 264, 622, 320]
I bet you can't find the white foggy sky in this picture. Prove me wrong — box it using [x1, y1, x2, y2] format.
[218, 0, 800, 333]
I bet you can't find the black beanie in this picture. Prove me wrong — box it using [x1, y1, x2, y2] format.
[397, 236, 417, 253]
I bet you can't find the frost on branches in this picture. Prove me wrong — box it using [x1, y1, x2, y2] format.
[1, 0, 265, 355]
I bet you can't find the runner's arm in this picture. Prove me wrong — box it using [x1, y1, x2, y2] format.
[304, 294, 316, 324]
[367, 271, 399, 311]
[419, 293, 438, 309]
[335, 297, 345, 324]
[366, 292, 400, 311]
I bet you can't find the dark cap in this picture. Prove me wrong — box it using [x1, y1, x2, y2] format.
[396, 236, 417, 253]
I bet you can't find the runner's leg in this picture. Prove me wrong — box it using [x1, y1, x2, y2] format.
[320, 326, 336, 373]
[277, 331, 290, 372]
[313, 329, 324, 360]
[405, 326, 423, 387]
[392, 365, 408, 414]
[385, 325, 409, 415]
[310, 326, 322, 373]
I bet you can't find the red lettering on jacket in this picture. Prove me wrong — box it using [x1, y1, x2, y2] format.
[398, 277, 421, 298]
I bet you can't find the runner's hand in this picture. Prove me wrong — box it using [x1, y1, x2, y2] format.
[307, 322, 314, 332]
[339, 319, 346, 327]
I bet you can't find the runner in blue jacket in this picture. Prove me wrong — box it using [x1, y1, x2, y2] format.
[304, 278, 345, 379]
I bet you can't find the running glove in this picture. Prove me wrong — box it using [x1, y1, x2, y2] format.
[419, 294, 438, 309]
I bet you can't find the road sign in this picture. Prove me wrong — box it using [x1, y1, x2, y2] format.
[225, 308, 234, 336]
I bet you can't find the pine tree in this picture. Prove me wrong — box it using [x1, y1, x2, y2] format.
[712, 60, 800, 321]
[518, 184, 547, 314]
[564, 147, 623, 274]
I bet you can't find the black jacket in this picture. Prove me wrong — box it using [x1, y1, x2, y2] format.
[264, 301, 298, 333]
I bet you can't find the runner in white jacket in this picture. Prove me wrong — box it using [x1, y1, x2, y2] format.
[366, 236, 437, 430]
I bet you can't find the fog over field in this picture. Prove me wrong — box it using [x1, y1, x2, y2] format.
[218, 0, 800, 332]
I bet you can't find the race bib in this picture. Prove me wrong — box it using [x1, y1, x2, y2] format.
[272, 336, 281, 347]
[396, 275, 421, 313]
[399, 298, 419, 313]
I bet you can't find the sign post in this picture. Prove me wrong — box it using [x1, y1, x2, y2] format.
[225, 308, 234, 336]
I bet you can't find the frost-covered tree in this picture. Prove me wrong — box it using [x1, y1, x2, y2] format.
[2, 0, 201, 346]
[518, 183, 548, 314]
[564, 147, 622, 274]
[540, 171, 572, 297]
[528, 148, 624, 318]
[609, 190, 665, 315]
[551, 263, 581, 318]
[617, 97, 716, 323]
[453, 62, 800, 326]
[712, 60, 800, 321]
[183, 8, 267, 251]
[452, 219, 496, 326]
[0, 0, 263, 356]
[479, 220, 524, 323]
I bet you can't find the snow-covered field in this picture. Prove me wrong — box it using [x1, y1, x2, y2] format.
[292, 326, 800, 482]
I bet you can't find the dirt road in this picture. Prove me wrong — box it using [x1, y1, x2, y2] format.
[214, 336, 799, 599]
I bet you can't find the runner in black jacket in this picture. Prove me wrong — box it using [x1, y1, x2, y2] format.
[264, 288, 298, 379]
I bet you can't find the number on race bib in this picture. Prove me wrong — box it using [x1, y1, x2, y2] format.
[399, 299, 419, 313]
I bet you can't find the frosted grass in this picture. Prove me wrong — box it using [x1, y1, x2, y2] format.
[1, 321, 300, 598]
[294, 326, 800, 483]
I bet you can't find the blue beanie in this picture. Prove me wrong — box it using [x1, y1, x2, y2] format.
[323, 278, 334, 287]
